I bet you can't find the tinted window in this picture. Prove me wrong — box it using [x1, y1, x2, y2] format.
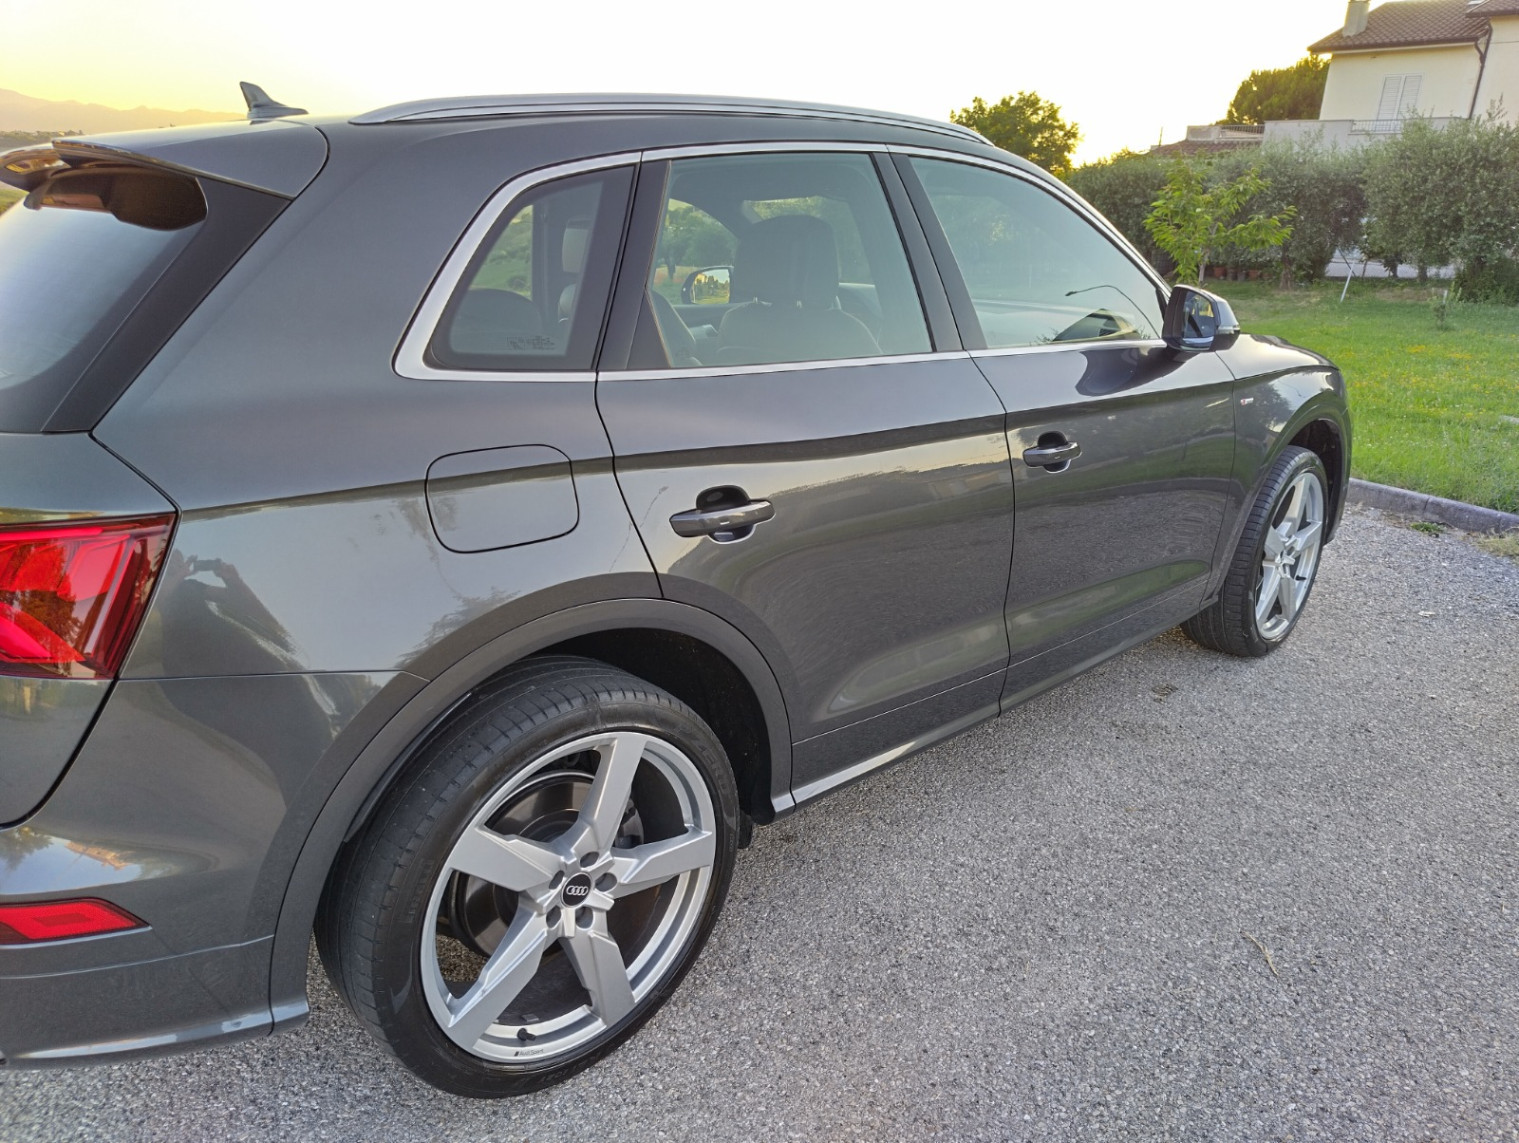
[909, 158, 1164, 348]
[430, 168, 632, 372]
[634, 152, 931, 370]
[0, 167, 205, 428]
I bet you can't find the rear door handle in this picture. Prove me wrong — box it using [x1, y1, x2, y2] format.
[1022, 440, 1082, 470]
[669, 499, 775, 539]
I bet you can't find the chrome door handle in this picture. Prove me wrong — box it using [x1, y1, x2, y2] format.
[669, 499, 775, 539]
[1022, 440, 1082, 470]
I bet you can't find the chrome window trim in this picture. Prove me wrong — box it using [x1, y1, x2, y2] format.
[641, 140, 881, 162]
[603, 350, 971, 383]
[351, 94, 986, 144]
[394, 152, 641, 382]
[971, 339, 1167, 359]
[396, 140, 1173, 383]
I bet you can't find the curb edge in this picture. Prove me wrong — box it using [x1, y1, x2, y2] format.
[1346, 478, 1519, 534]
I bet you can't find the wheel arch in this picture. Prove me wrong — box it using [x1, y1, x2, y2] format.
[1280, 404, 1350, 542]
[268, 597, 792, 1026]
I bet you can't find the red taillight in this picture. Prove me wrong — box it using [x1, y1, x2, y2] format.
[0, 515, 174, 680]
[0, 898, 146, 944]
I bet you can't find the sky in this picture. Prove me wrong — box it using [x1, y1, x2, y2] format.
[0, 0, 1353, 162]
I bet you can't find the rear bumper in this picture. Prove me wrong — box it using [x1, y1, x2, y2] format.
[0, 670, 408, 1066]
[0, 938, 280, 1067]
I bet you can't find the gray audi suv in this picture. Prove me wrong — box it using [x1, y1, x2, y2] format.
[0, 90, 1349, 1096]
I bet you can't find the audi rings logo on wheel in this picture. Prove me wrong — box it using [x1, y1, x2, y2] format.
[562, 874, 593, 904]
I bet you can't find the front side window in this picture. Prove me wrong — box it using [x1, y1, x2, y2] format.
[634, 152, 932, 370]
[908, 158, 1164, 350]
[429, 167, 632, 372]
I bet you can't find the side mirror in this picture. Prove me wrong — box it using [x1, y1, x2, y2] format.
[1163, 286, 1240, 352]
[681, 266, 732, 306]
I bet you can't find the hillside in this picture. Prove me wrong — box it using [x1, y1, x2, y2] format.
[0, 87, 240, 135]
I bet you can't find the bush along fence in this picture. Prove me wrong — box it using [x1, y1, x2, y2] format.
[1065, 115, 1519, 302]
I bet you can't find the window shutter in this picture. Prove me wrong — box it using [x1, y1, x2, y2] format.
[1377, 76, 1402, 120]
[1399, 75, 1423, 116]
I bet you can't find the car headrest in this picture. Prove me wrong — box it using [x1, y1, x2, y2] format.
[731, 214, 839, 310]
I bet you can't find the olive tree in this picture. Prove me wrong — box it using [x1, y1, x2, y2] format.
[1363, 115, 1519, 287]
[1216, 141, 1366, 285]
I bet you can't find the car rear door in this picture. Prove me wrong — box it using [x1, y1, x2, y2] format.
[895, 154, 1236, 707]
[596, 147, 1015, 804]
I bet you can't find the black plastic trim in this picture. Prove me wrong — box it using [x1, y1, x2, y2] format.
[40, 179, 288, 432]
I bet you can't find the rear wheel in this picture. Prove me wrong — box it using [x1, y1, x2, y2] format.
[318, 658, 740, 1097]
[1184, 446, 1328, 657]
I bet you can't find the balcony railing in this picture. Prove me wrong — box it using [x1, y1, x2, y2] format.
[1351, 119, 1408, 135]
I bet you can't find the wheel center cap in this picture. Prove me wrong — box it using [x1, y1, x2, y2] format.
[561, 873, 593, 906]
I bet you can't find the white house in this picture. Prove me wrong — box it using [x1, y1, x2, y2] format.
[1268, 0, 1519, 145]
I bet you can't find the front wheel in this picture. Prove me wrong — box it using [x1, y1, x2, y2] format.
[318, 658, 740, 1097]
[1184, 445, 1329, 657]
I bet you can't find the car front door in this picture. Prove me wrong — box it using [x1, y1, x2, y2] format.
[596, 149, 1015, 805]
[897, 154, 1236, 706]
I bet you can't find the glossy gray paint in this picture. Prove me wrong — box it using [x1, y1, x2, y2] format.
[971, 343, 1238, 701]
[0, 677, 108, 824]
[0, 432, 173, 527]
[0, 106, 1349, 1070]
[599, 356, 1016, 788]
[424, 445, 580, 553]
[0, 433, 175, 823]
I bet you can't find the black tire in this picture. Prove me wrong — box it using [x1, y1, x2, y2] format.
[1183, 446, 1329, 658]
[317, 656, 740, 1097]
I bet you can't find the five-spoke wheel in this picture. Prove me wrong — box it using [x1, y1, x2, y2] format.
[318, 659, 739, 1097]
[1183, 445, 1330, 657]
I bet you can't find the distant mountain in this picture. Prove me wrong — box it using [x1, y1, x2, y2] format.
[0, 87, 242, 135]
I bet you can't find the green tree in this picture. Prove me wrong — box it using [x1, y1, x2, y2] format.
[1144, 162, 1295, 283]
[1223, 56, 1328, 125]
[1363, 115, 1519, 282]
[951, 93, 1081, 177]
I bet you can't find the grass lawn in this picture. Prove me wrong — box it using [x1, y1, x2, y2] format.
[0, 185, 22, 213]
[1213, 280, 1519, 514]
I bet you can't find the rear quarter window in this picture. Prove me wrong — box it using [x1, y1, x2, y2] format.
[0, 161, 283, 432]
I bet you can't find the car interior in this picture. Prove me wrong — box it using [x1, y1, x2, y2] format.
[638, 154, 933, 370]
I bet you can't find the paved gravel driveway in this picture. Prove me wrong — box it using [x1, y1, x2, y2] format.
[3, 508, 1516, 1143]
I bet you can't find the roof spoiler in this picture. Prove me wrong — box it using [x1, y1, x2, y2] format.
[0, 146, 65, 191]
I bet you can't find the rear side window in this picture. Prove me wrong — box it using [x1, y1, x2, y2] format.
[632, 152, 932, 371]
[428, 167, 633, 373]
[907, 158, 1164, 349]
[0, 167, 204, 429]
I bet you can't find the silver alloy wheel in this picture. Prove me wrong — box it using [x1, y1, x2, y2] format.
[420, 730, 716, 1063]
[1254, 469, 1326, 640]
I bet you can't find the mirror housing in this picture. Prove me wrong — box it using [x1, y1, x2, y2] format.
[1163, 286, 1240, 353]
[681, 266, 732, 305]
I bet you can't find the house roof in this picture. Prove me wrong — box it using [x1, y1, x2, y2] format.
[1308, 0, 1486, 53]
[1465, 0, 1519, 15]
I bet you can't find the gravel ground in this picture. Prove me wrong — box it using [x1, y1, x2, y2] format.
[3, 507, 1516, 1143]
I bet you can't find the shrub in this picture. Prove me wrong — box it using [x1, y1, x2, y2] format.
[1364, 116, 1519, 280]
[1454, 254, 1519, 304]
